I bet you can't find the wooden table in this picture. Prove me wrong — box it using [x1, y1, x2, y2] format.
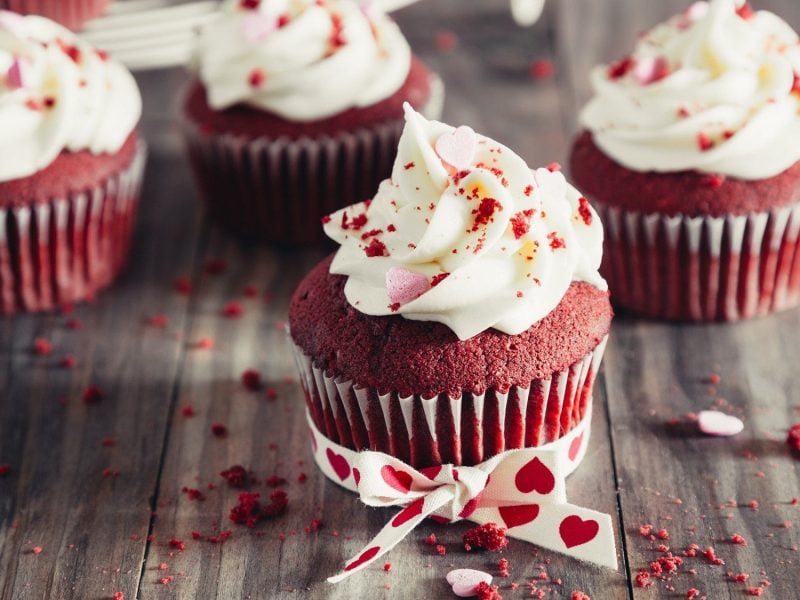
[2, 1, 800, 598]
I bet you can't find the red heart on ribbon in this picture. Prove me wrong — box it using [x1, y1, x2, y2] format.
[391, 497, 425, 528]
[309, 426, 317, 452]
[420, 465, 442, 480]
[381, 465, 413, 494]
[353, 468, 361, 487]
[568, 432, 584, 461]
[458, 492, 482, 519]
[559, 515, 599, 548]
[498, 504, 540, 529]
[515, 457, 555, 495]
[344, 546, 381, 571]
[326, 448, 350, 481]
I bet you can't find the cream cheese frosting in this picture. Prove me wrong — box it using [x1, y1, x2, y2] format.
[195, 0, 412, 121]
[580, 0, 800, 180]
[324, 104, 607, 341]
[0, 11, 141, 183]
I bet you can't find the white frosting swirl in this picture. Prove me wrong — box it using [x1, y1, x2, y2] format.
[324, 105, 607, 341]
[195, 0, 411, 121]
[580, 0, 800, 180]
[0, 12, 141, 183]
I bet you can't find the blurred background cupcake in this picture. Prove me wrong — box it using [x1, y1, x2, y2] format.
[183, 0, 444, 245]
[0, 11, 144, 314]
[290, 106, 611, 468]
[570, 0, 800, 322]
[0, 0, 110, 30]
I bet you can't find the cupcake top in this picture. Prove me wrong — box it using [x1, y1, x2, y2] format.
[195, 0, 412, 121]
[0, 11, 141, 182]
[580, 0, 800, 180]
[324, 105, 606, 341]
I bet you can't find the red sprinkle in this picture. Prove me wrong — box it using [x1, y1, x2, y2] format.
[787, 423, 800, 452]
[181, 405, 196, 417]
[697, 132, 714, 152]
[222, 302, 243, 318]
[731, 533, 747, 546]
[248, 68, 266, 88]
[530, 59, 554, 79]
[241, 369, 262, 391]
[182, 487, 206, 502]
[383, 562, 392, 572]
[211, 423, 228, 438]
[82, 386, 104, 404]
[33, 338, 52, 356]
[463, 522, 508, 552]
[571, 593, 590, 600]
[499, 557, 509, 577]
[168, 538, 186, 551]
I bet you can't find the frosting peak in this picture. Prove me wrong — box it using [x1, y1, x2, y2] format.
[0, 12, 142, 182]
[580, 0, 800, 180]
[195, 0, 412, 121]
[324, 105, 607, 341]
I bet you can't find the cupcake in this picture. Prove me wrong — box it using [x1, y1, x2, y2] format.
[0, 11, 144, 314]
[183, 0, 443, 244]
[571, 0, 800, 321]
[0, 0, 109, 30]
[289, 105, 612, 469]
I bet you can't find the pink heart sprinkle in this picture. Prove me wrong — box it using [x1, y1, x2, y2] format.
[6, 57, 27, 90]
[435, 125, 477, 170]
[242, 13, 278, 42]
[634, 56, 670, 85]
[386, 267, 430, 306]
[446, 569, 492, 598]
[698, 410, 744, 437]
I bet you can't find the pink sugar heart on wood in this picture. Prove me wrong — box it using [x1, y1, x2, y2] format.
[435, 125, 477, 170]
[446, 568, 492, 598]
[698, 410, 744, 437]
[634, 56, 670, 85]
[386, 267, 430, 306]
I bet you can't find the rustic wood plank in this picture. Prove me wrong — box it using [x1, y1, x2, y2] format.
[0, 68, 202, 600]
[140, 1, 628, 598]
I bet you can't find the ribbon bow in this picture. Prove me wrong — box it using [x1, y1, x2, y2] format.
[308, 411, 618, 583]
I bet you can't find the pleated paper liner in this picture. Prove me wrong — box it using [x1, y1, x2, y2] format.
[596, 203, 800, 321]
[183, 74, 445, 245]
[0, 142, 147, 315]
[289, 335, 608, 469]
[0, 0, 110, 30]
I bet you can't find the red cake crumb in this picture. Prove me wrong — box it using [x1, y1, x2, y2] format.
[60, 355, 77, 368]
[608, 55, 634, 79]
[510, 209, 534, 239]
[571, 593, 590, 600]
[204, 258, 228, 274]
[746, 587, 764, 596]
[82, 386, 104, 404]
[735, 573, 750, 583]
[31, 546, 43, 555]
[686, 589, 700, 599]
[222, 302, 243, 318]
[435, 30, 457, 52]
[265, 387, 278, 401]
[684, 543, 700, 557]
[211, 423, 228, 437]
[297, 472, 307, 483]
[639, 524, 653, 537]
[731, 533, 747, 545]
[265, 475, 287, 487]
[195, 337, 214, 350]
[364, 238, 388, 257]
[159, 576, 173, 585]
[657, 528, 669, 540]
[0, 464, 10, 476]
[33, 338, 52, 355]
[181, 405, 196, 417]
[241, 369, 262, 391]
[736, 3, 754, 19]
[425, 533, 437, 545]
[463, 522, 508, 552]
[221, 465, 249, 488]
[229, 490, 288, 527]
[635, 571, 651, 588]
[546, 162, 561, 172]
[530, 59, 554, 80]
[66, 318, 82, 330]
[174, 277, 192, 295]
[248, 68, 265, 88]
[168, 538, 186, 551]
[436, 544, 446, 556]
[787, 423, 800, 452]
[471, 198, 503, 230]
[383, 562, 392, 572]
[114, 593, 124, 600]
[181, 487, 206, 501]
[148, 314, 168, 328]
[499, 557, 509, 577]
[704, 547, 724, 566]
[577, 196, 593, 225]
[748, 500, 760, 511]
[101, 436, 115, 447]
[475, 581, 503, 600]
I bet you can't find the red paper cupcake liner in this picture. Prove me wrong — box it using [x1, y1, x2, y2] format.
[289, 335, 608, 469]
[0, 142, 146, 315]
[183, 76, 444, 245]
[0, 0, 110, 30]
[596, 203, 800, 321]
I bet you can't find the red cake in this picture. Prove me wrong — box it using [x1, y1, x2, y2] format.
[288, 106, 612, 468]
[0, 13, 144, 315]
[289, 256, 612, 468]
[183, 1, 443, 244]
[570, 1, 800, 321]
[0, 0, 109, 30]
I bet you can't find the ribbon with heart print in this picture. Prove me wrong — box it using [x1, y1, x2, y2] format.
[307, 408, 617, 583]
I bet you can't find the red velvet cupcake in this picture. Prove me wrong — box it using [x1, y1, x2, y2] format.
[570, 0, 800, 321]
[289, 106, 612, 468]
[0, 0, 109, 30]
[0, 12, 144, 314]
[182, 0, 442, 244]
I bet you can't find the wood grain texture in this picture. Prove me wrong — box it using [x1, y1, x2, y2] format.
[1, 1, 800, 599]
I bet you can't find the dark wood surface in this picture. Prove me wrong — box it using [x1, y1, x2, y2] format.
[2, 1, 800, 598]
